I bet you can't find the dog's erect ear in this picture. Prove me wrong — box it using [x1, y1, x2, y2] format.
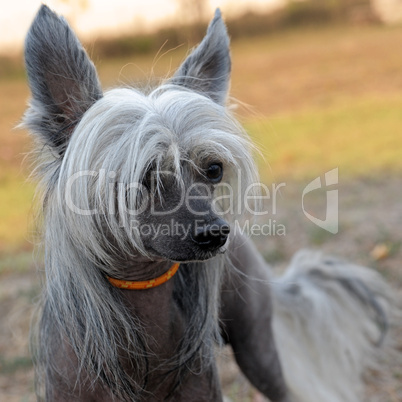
[171, 9, 231, 105]
[24, 5, 102, 154]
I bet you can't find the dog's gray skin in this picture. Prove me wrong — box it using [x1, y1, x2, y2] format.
[220, 234, 290, 401]
[24, 5, 291, 402]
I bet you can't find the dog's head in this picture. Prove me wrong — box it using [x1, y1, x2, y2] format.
[24, 6, 258, 265]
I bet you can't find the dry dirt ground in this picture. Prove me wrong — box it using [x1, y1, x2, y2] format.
[0, 176, 401, 401]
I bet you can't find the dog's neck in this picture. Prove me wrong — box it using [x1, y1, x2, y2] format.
[117, 257, 174, 282]
[119, 269, 179, 330]
[115, 259, 189, 396]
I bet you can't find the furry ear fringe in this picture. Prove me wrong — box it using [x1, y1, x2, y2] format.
[171, 8, 231, 105]
[23, 5, 102, 157]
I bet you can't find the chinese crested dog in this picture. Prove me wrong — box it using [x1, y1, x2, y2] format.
[23, 5, 399, 402]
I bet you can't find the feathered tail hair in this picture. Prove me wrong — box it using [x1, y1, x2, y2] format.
[270, 250, 402, 402]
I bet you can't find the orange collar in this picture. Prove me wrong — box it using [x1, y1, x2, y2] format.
[107, 263, 180, 290]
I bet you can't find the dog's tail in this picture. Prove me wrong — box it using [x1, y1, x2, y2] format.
[270, 250, 400, 402]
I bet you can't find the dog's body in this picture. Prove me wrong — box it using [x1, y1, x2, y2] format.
[24, 6, 399, 402]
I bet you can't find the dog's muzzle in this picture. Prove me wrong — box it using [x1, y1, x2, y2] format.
[192, 219, 230, 250]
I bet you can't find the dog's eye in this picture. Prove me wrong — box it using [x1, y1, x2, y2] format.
[206, 163, 223, 183]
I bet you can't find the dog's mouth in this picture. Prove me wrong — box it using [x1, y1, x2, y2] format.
[149, 241, 228, 264]
[172, 245, 227, 263]
[190, 221, 230, 249]
[143, 220, 230, 263]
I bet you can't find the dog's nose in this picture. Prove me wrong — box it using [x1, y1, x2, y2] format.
[192, 220, 230, 250]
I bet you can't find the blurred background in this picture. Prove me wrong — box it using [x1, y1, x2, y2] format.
[1, 0, 401, 400]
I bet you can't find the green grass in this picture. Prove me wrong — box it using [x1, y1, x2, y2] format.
[0, 170, 35, 254]
[246, 95, 402, 182]
[0, 251, 35, 275]
[0, 356, 33, 375]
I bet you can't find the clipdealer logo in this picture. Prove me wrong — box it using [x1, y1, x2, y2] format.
[302, 168, 339, 234]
